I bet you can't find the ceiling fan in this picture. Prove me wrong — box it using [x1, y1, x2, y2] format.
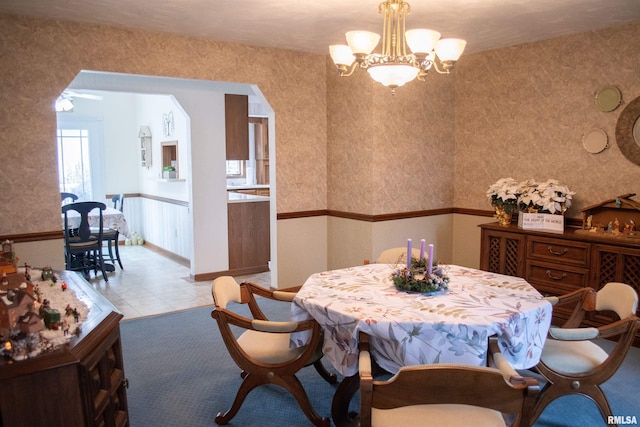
[55, 89, 103, 112]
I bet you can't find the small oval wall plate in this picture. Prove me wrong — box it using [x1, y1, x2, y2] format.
[582, 128, 608, 154]
[595, 86, 622, 112]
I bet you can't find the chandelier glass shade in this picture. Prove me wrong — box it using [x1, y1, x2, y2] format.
[329, 0, 466, 93]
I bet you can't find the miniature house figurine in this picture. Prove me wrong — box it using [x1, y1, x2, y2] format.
[0, 240, 17, 274]
[2, 240, 13, 261]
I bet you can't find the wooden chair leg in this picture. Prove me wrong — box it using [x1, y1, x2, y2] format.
[274, 374, 330, 427]
[106, 238, 116, 265]
[96, 249, 109, 282]
[215, 372, 262, 425]
[313, 359, 337, 384]
[582, 384, 614, 426]
[528, 381, 565, 427]
[113, 237, 123, 269]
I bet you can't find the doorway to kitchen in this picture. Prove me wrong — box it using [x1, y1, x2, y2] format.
[57, 70, 278, 285]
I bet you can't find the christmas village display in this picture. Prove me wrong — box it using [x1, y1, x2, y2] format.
[0, 241, 88, 362]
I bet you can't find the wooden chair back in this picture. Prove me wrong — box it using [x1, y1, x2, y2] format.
[60, 192, 79, 205]
[359, 332, 538, 427]
[62, 201, 106, 243]
[112, 193, 124, 211]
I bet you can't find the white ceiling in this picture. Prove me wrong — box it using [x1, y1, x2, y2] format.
[1, 0, 639, 55]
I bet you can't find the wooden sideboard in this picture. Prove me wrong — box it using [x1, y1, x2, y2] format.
[0, 272, 128, 426]
[479, 222, 640, 346]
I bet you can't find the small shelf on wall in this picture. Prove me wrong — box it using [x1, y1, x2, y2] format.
[162, 140, 179, 178]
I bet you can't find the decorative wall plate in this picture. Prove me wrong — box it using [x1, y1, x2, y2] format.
[595, 86, 622, 112]
[582, 128, 608, 154]
[616, 95, 640, 166]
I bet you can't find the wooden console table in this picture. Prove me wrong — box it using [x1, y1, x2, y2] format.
[479, 222, 640, 346]
[0, 272, 129, 426]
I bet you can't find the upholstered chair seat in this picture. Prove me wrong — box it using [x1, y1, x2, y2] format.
[236, 327, 317, 364]
[539, 337, 609, 374]
[372, 403, 506, 427]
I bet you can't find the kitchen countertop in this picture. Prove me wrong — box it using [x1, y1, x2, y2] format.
[227, 192, 270, 203]
[226, 184, 270, 190]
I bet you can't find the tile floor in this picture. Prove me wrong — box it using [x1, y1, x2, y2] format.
[83, 244, 270, 319]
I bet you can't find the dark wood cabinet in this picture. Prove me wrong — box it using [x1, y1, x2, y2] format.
[250, 117, 269, 185]
[0, 272, 128, 426]
[228, 201, 270, 275]
[480, 222, 640, 345]
[479, 227, 526, 277]
[225, 94, 249, 160]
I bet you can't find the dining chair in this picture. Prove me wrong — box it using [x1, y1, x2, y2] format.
[60, 192, 79, 205]
[98, 193, 125, 269]
[62, 201, 109, 282]
[373, 247, 422, 265]
[111, 193, 124, 211]
[211, 276, 335, 427]
[358, 332, 539, 427]
[527, 283, 640, 427]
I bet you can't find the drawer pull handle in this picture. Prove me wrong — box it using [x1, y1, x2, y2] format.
[547, 246, 568, 256]
[546, 270, 567, 280]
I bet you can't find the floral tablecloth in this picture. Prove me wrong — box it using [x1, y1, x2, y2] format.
[291, 263, 552, 377]
[63, 206, 130, 238]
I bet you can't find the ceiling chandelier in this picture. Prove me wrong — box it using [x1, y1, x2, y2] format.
[329, 0, 466, 94]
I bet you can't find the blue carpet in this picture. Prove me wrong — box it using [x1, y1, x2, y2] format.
[120, 302, 639, 427]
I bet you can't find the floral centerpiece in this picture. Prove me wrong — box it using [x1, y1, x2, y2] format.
[486, 177, 520, 226]
[392, 257, 449, 294]
[518, 179, 574, 214]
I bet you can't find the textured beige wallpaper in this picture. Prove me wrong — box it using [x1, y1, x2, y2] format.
[0, 14, 327, 235]
[454, 23, 640, 218]
[326, 58, 456, 215]
[2, 13, 640, 239]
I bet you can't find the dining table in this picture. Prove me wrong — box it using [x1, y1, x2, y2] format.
[62, 206, 130, 239]
[291, 262, 553, 426]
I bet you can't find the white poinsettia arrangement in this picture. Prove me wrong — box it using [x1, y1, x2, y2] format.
[518, 179, 575, 214]
[487, 178, 575, 215]
[486, 177, 520, 213]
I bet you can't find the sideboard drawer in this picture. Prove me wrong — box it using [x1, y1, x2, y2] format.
[525, 260, 589, 294]
[527, 236, 590, 267]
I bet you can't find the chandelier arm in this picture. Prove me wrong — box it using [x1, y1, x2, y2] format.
[431, 60, 454, 74]
[336, 61, 361, 77]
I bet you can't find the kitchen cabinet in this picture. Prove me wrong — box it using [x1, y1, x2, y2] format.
[479, 222, 640, 345]
[228, 200, 270, 275]
[0, 272, 129, 426]
[225, 94, 249, 160]
[250, 117, 269, 185]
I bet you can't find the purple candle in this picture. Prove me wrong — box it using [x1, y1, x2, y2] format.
[428, 244, 434, 275]
[406, 239, 412, 270]
[419, 239, 426, 260]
